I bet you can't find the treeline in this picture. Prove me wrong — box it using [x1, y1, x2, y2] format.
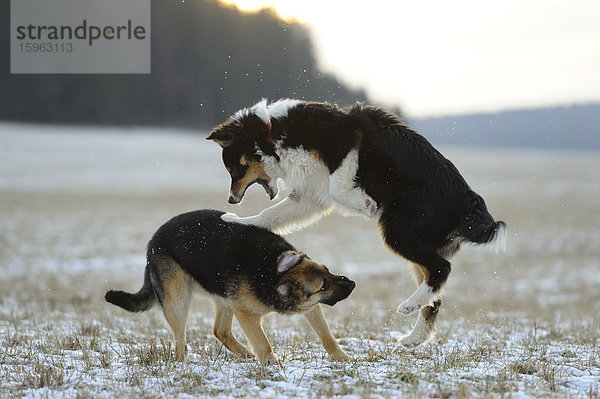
[0, 0, 369, 128]
[410, 103, 600, 150]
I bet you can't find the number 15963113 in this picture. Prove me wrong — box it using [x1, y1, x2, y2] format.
[19, 42, 73, 53]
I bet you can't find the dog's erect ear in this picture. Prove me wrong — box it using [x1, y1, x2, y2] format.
[277, 251, 303, 273]
[207, 128, 233, 148]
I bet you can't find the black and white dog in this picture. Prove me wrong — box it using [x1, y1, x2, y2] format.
[208, 99, 506, 347]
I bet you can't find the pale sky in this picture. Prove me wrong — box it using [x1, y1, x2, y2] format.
[222, 0, 600, 118]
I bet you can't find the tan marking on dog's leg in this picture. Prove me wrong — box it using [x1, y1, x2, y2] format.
[161, 267, 192, 361]
[414, 262, 430, 284]
[303, 305, 349, 361]
[408, 261, 425, 286]
[212, 301, 253, 359]
[233, 308, 278, 365]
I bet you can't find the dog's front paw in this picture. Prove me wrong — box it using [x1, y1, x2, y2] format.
[221, 212, 242, 224]
[399, 323, 435, 349]
[397, 283, 436, 316]
[363, 197, 378, 217]
[260, 352, 280, 365]
[400, 333, 426, 349]
[234, 348, 254, 361]
[329, 349, 351, 361]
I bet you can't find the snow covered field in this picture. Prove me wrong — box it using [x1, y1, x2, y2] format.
[1, 123, 599, 398]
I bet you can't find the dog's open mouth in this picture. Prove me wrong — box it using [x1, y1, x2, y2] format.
[229, 178, 277, 204]
[256, 178, 276, 200]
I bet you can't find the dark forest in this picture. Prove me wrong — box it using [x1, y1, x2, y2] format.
[0, 0, 369, 128]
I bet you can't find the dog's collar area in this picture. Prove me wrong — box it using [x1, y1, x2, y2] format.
[267, 121, 273, 143]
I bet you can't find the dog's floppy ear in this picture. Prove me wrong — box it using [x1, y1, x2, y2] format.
[276, 282, 294, 300]
[276, 280, 300, 301]
[206, 127, 233, 148]
[277, 251, 303, 273]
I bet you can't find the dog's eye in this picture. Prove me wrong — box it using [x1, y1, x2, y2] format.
[320, 280, 329, 292]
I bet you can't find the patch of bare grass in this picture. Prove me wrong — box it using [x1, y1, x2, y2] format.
[1, 132, 599, 398]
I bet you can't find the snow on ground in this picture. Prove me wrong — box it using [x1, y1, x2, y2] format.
[0, 123, 225, 194]
[1, 123, 599, 398]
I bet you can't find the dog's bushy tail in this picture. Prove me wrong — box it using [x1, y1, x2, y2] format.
[105, 268, 156, 312]
[455, 190, 507, 253]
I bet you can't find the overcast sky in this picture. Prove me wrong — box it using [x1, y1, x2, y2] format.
[222, 0, 600, 118]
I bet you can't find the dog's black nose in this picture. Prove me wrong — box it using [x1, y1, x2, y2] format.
[228, 195, 240, 204]
[339, 276, 356, 290]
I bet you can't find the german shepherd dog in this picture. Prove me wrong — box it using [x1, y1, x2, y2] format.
[207, 99, 506, 348]
[105, 209, 355, 364]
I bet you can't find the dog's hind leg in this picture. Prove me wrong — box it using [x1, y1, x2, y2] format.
[396, 255, 450, 316]
[212, 300, 253, 360]
[159, 263, 192, 361]
[398, 262, 440, 348]
[400, 299, 441, 348]
[379, 218, 451, 316]
[303, 305, 350, 361]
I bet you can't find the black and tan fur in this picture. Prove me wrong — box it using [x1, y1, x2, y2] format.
[207, 99, 506, 348]
[105, 209, 355, 364]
